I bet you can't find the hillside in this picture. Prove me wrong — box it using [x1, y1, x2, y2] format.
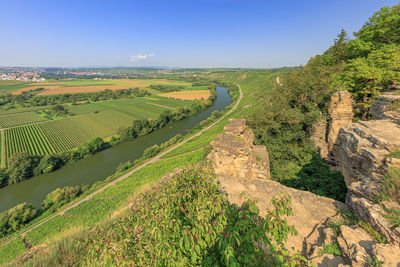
[1, 3, 400, 266]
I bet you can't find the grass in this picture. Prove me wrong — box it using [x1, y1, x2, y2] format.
[331, 208, 387, 244]
[387, 149, 400, 159]
[379, 167, 400, 206]
[318, 242, 342, 257]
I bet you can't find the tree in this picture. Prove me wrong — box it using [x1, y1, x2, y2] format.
[34, 155, 63, 176]
[7, 153, 41, 184]
[325, 29, 350, 63]
[341, 44, 400, 118]
[355, 5, 400, 45]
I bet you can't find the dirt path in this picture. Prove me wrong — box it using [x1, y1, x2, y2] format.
[0, 84, 243, 249]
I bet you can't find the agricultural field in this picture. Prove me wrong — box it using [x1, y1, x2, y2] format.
[159, 90, 211, 100]
[0, 112, 48, 128]
[0, 80, 35, 94]
[0, 96, 191, 167]
[6, 79, 192, 95]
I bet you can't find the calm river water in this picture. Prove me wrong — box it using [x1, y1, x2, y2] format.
[0, 87, 231, 212]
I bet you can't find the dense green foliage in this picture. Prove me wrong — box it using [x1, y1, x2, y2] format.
[338, 4, 400, 118]
[84, 169, 307, 266]
[149, 84, 187, 92]
[247, 60, 347, 201]
[0, 185, 87, 238]
[0, 203, 36, 238]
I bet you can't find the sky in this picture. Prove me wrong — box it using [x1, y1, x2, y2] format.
[0, 0, 398, 68]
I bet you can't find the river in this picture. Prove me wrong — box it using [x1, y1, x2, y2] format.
[0, 87, 231, 212]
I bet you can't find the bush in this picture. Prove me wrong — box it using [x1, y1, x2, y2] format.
[0, 203, 36, 237]
[116, 161, 133, 172]
[83, 169, 308, 265]
[142, 144, 161, 159]
[41, 185, 87, 212]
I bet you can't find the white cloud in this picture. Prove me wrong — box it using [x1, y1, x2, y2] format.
[130, 53, 155, 62]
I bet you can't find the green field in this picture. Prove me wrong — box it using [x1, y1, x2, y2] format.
[0, 80, 34, 94]
[0, 96, 191, 167]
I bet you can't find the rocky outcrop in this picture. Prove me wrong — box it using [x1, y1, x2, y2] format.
[337, 225, 400, 267]
[369, 92, 400, 124]
[208, 119, 349, 265]
[335, 118, 400, 247]
[327, 91, 354, 152]
[207, 119, 270, 180]
[310, 118, 328, 158]
[335, 118, 400, 246]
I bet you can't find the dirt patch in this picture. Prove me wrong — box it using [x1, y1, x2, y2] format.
[159, 90, 210, 100]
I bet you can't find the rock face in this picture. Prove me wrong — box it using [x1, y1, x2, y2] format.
[337, 225, 400, 267]
[327, 91, 354, 152]
[207, 119, 270, 180]
[335, 119, 400, 246]
[310, 118, 328, 158]
[369, 92, 400, 124]
[208, 119, 349, 265]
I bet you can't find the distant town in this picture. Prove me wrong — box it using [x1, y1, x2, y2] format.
[0, 67, 46, 82]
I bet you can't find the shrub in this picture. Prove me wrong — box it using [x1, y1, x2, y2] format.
[116, 161, 133, 172]
[0, 203, 36, 237]
[83, 169, 308, 266]
[41, 185, 87, 212]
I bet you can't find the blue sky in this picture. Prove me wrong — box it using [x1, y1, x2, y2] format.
[0, 0, 398, 68]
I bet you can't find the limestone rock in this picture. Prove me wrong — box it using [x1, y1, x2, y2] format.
[337, 225, 375, 266]
[337, 224, 400, 267]
[208, 118, 347, 263]
[335, 118, 400, 246]
[327, 91, 354, 151]
[346, 194, 400, 246]
[311, 118, 328, 158]
[369, 93, 400, 124]
[207, 118, 270, 180]
[373, 243, 400, 267]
